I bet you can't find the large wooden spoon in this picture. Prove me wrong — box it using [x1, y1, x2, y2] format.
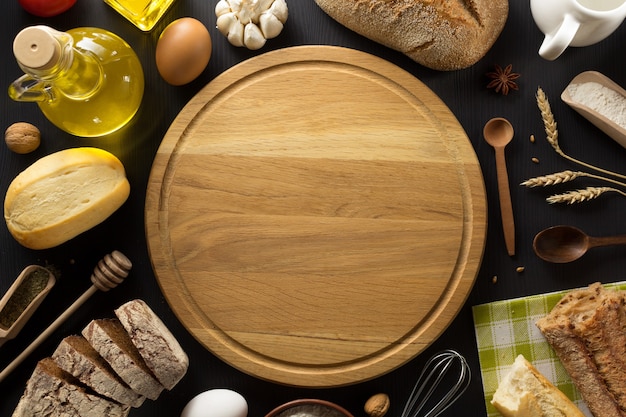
[533, 225, 626, 263]
[483, 117, 515, 256]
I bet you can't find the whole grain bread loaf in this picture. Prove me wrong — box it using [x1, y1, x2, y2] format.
[12, 358, 129, 417]
[52, 335, 145, 408]
[114, 299, 189, 390]
[314, 0, 509, 71]
[82, 318, 164, 401]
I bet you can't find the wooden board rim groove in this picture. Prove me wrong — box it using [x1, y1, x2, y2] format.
[145, 45, 487, 387]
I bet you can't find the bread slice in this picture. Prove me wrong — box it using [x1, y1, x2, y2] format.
[52, 335, 145, 407]
[82, 318, 164, 401]
[491, 354, 585, 417]
[536, 283, 626, 417]
[12, 358, 129, 417]
[114, 299, 188, 390]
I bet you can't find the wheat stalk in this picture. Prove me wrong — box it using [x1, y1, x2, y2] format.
[536, 87, 561, 154]
[536, 87, 626, 180]
[546, 186, 626, 204]
[522, 170, 580, 187]
[521, 170, 626, 188]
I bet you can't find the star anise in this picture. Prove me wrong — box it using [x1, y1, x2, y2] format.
[486, 64, 520, 95]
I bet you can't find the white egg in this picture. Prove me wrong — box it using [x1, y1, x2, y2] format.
[181, 389, 248, 417]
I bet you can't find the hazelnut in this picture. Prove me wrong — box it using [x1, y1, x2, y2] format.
[5, 122, 41, 154]
[364, 393, 390, 417]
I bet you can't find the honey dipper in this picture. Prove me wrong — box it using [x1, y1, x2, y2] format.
[0, 251, 131, 383]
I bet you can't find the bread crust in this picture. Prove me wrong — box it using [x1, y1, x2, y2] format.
[52, 335, 145, 408]
[82, 319, 164, 401]
[115, 300, 189, 390]
[12, 358, 129, 417]
[314, 0, 509, 70]
[537, 283, 626, 417]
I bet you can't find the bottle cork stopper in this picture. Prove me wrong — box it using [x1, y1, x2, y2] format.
[13, 26, 61, 70]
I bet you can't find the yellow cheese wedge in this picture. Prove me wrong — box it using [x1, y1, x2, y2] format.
[4, 147, 130, 249]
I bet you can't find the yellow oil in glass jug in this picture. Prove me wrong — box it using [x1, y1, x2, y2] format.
[103, 0, 177, 31]
[9, 26, 144, 137]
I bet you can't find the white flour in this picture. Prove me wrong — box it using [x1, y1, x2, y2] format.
[566, 81, 626, 130]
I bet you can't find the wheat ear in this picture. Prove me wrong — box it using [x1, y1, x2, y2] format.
[546, 186, 626, 204]
[522, 170, 626, 188]
[536, 87, 626, 180]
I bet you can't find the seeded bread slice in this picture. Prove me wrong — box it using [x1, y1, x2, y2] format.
[52, 335, 145, 407]
[115, 299, 188, 390]
[82, 318, 164, 400]
[12, 358, 129, 417]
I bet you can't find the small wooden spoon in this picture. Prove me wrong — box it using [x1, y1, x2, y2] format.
[0, 265, 55, 347]
[533, 225, 626, 263]
[483, 117, 515, 256]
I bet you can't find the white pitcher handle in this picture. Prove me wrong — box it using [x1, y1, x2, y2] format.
[538, 13, 580, 60]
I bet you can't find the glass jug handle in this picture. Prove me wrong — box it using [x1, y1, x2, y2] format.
[8, 74, 53, 103]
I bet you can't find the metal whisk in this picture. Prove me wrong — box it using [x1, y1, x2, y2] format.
[400, 349, 471, 417]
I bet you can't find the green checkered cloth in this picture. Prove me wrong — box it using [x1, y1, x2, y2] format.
[472, 282, 626, 417]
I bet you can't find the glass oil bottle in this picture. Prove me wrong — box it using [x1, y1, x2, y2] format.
[103, 0, 178, 31]
[9, 25, 144, 137]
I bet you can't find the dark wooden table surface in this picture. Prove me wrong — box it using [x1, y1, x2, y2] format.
[2, 1, 626, 416]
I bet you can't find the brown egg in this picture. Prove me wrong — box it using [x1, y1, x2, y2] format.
[156, 17, 212, 86]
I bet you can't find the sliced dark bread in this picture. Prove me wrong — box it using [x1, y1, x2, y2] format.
[82, 318, 164, 401]
[52, 335, 145, 407]
[115, 299, 188, 390]
[12, 357, 129, 417]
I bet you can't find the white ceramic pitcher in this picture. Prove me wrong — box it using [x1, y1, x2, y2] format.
[530, 0, 626, 60]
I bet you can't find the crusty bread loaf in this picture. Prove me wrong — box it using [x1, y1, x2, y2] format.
[82, 318, 164, 401]
[4, 147, 130, 249]
[536, 283, 626, 417]
[115, 299, 189, 390]
[12, 358, 129, 417]
[52, 335, 145, 408]
[491, 354, 585, 417]
[314, 0, 509, 71]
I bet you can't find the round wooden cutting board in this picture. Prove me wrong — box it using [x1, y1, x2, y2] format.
[145, 46, 487, 387]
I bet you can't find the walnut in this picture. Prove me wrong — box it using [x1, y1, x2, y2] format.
[5, 122, 41, 154]
[364, 393, 390, 417]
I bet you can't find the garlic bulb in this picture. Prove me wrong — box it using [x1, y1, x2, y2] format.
[216, 0, 288, 50]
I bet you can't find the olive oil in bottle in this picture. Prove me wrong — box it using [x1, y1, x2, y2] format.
[103, 0, 178, 31]
[9, 26, 144, 137]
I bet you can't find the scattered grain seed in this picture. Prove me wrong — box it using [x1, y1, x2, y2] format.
[516, 266, 525, 273]
[530, 134, 535, 143]
[531, 157, 540, 164]
[492, 275, 498, 284]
